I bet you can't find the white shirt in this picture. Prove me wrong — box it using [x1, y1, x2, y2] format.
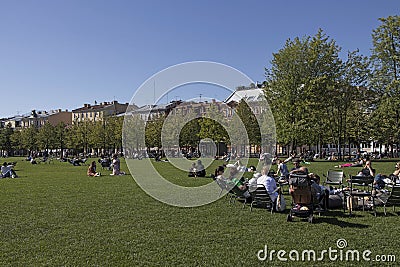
[256, 174, 268, 185]
[258, 175, 278, 202]
[1, 165, 11, 175]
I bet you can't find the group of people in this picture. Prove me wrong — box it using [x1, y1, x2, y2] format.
[213, 164, 281, 210]
[188, 160, 206, 177]
[355, 160, 400, 194]
[87, 154, 126, 177]
[213, 152, 400, 212]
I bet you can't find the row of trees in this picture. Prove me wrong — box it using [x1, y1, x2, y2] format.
[138, 100, 260, 156]
[0, 117, 124, 157]
[1, 101, 258, 157]
[264, 16, 400, 158]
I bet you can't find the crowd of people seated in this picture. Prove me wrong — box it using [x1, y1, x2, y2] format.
[210, 150, 400, 213]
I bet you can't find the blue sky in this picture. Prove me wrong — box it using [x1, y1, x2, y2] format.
[0, 0, 399, 118]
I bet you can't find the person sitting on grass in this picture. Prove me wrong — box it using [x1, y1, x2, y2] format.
[110, 154, 125, 176]
[290, 159, 302, 172]
[1, 162, 18, 178]
[276, 158, 289, 182]
[30, 157, 38, 165]
[188, 162, 197, 177]
[87, 161, 101, 177]
[196, 160, 206, 177]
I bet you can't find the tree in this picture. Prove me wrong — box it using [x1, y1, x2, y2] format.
[54, 122, 68, 158]
[106, 116, 124, 153]
[235, 99, 261, 154]
[370, 15, 400, 155]
[198, 103, 230, 156]
[0, 125, 14, 156]
[235, 99, 260, 145]
[37, 122, 56, 152]
[265, 29, 343, 154]
[123, 114, 146, 156]
[179, 118, 201, 149]
[20, 126, 38, 155]
[10, 129, 22, 155]
[145, 115, 165, 150]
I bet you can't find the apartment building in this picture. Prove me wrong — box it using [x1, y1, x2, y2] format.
[3, 109, 72, 129]
[72, 101, 129, 123]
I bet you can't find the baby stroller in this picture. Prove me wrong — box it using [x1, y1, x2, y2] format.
[287, 173, 314, 223]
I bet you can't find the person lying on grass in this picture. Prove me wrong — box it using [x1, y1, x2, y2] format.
[335, 159, 364, 168]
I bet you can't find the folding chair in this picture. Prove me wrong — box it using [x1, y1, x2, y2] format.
[214, 178, 229, 197]
[324, 169, 344, 188]
[378, 185, 400, 216]
[229, 186, 249, 208]
[345, 175, 374, 216]
[249, 185, 274, 213]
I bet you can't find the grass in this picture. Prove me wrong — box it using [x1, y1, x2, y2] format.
[0, 157, 399, 266]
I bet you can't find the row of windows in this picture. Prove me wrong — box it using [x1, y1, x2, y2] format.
[73, 112, 103, 119]
[322, 143, 377, 149]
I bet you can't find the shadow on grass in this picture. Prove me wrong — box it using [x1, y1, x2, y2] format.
[311, 210, 370, 228]
[373, 210, 400, 217]
[281, 209, 370, 228]
[314, 216, 369, 228]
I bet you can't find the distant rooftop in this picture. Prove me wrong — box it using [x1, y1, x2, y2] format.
[72, 101, 128, 112]
[224, 88, 264, 104]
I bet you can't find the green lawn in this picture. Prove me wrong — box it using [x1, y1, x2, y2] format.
[0, 157, 399, 266]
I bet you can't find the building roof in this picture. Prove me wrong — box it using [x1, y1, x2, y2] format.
[72, 101, 129, 113]
[72, 102, 114, 112]
[224, 88, 264, 104]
